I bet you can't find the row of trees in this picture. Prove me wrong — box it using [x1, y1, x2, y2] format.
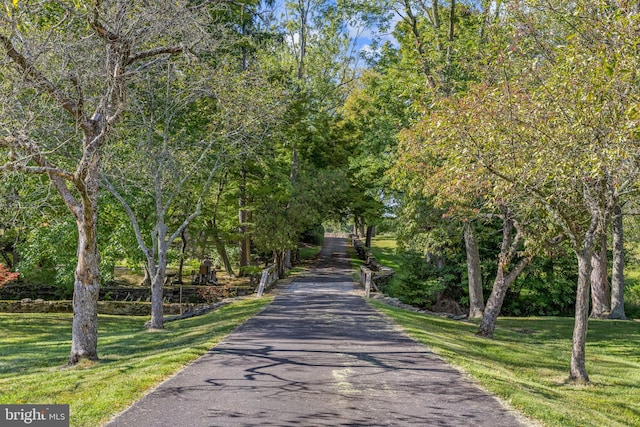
[2, 0, 638, 385]
[342, 0, 639, 384]
[0, 0, 373, 363]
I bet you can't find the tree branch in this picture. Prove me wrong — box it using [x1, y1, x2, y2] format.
[2, 134, 81, 217]
[188, 0, 243, 11]
[102, 176, 152, 258]
[126, 46, 183, 66]
[89, 7, 120, 42]
[401, 0, 437, 89]
[2, 135, 75, 180]
[0, 163, 74, 179]
[0, 34, 84, 124]
[506, 255, 533, 284]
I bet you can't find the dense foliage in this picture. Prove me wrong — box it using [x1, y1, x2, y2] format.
[1, 0, 639, 381]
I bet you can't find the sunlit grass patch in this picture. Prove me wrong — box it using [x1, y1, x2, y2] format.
[372, 301, 640, 427]
[298, 244, 322, 261]
[0, 297, 272, 426]
[369, 235, 401, 270]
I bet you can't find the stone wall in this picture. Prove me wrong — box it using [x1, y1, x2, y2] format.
[0, 283, 255, 303]
[0, 283, 71, 300]
[352, 236, 395, 290]
[0, 299, 209, 315]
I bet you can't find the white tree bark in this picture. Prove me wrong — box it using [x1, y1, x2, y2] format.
[1, 1, 220, 361]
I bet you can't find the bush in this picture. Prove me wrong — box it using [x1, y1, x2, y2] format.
[499, 253, 578, 316]
[300, 224, 325, 245]
[624, 302, 640, 319]
[625, 281, 640, 319]
[384, 251, 461, 308]
[0, 264, 19, 286]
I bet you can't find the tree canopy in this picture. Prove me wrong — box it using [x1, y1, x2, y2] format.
[1, 0, 639, 385]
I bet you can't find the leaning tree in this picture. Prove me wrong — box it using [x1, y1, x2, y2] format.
[435, 0, 640, 382]
[0, 0, 219, 363]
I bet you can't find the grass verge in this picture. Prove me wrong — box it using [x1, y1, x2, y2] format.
[368, 235, 402, 270]
[0, 297, 273, 426]
[371, 301, 640, 427]
[298, 244, 322, 261]
[347, 243, 364, 282]
[285, 244, 323, 277]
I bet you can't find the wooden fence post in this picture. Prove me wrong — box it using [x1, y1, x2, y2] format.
[360, 265, 372, 298]
[365, 269, 372, 298]
[257, 265, 277, 297]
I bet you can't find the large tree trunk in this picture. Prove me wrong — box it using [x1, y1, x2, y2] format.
[67, 127, 102, 364]
[476, 256, 531, 337]
[69, 212, 101, 364]
[464, 222, 484, 319]
[148, 233, 168, 330]
[285, 250, 293, 269]
[477, 213, 531, 338]
[212, 225, 234, 277]
[275, 249, 286, 279]
[238, 169, 251, 275]
[570, 250, 592, 383]
[355, 216, 365, 239]
[610, 203, 627, 319]
[590, 233, 610, 318]
[365, 225, 375, 248]
[210, 177, 234, 277]
[238, 185, 251, 276]
[217, 242, 234, 277]
[176, 229, 188, 284]
[149, 272, 165, 329]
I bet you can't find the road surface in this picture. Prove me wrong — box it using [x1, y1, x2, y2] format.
[106, 237, 529, 427]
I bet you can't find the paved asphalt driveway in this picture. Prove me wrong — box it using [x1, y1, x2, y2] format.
[105, 237, 530, 427]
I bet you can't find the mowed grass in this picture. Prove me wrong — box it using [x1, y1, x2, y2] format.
[372, 302, 640, 427]
[363, 236, 640, 426]
[284, 244, 323, 277]
[0, 297, 272, 427]
[368, 235, 402, 270]
[298, 244, 322, 261]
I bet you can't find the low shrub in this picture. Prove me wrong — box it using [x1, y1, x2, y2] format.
[384, 251, 462, 309]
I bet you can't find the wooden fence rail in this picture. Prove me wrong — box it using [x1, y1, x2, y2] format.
[256, 264, 278, 297]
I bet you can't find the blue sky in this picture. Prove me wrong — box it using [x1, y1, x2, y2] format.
[263, 0, 401, 59]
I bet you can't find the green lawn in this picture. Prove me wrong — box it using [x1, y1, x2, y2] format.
[368, 235, 402, 270]
[371, 302, 640, 427]
[361, 236, 640, 426]
[284, 244, 323, 277]
[298, 244, 322, 261]
[0, 297, 272, 427]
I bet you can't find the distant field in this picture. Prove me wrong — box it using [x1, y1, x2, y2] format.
[368, 235, 401, 270]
